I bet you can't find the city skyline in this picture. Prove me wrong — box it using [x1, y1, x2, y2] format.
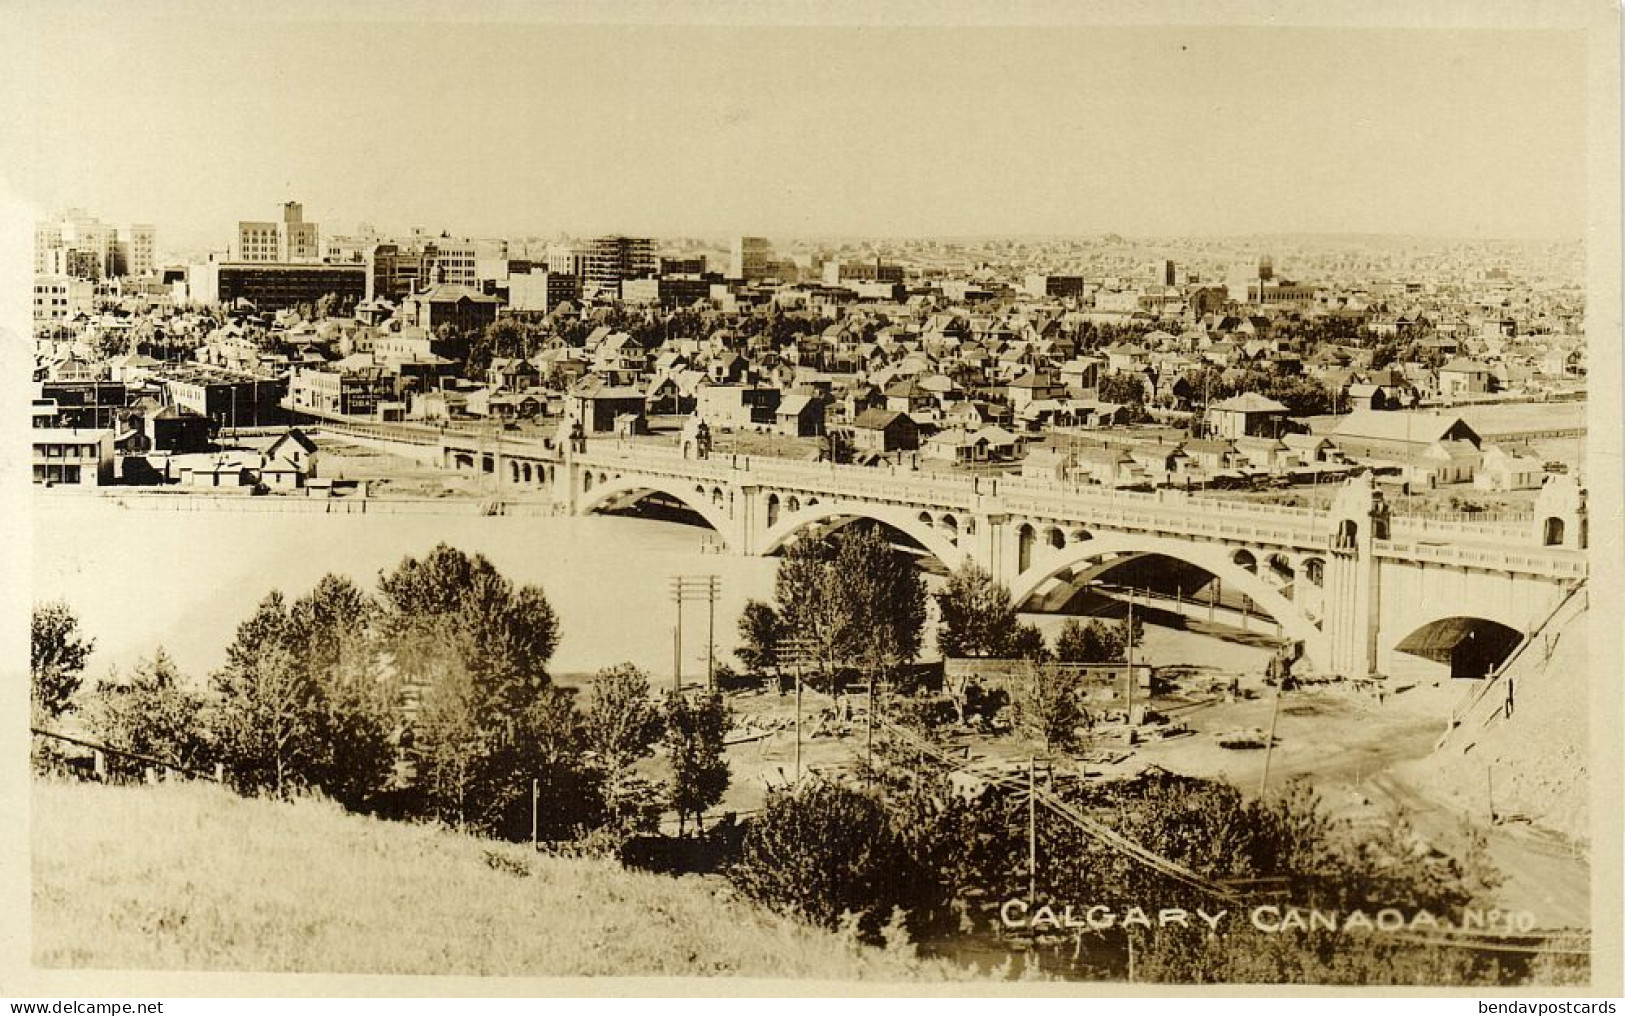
[0, 14, 1590, 251]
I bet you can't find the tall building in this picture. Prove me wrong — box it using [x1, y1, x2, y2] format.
[128, 225, 157, 277]
[35, 209, 136, 279]
[235, 201, 321, 263]
[236, 220, 280, 262]
[280, 202, 320, 263]
[424, 239, 478, 287]
[544, 244, 590, 277]
[583, 235, 655, 296]
[728, 236, 773, 281]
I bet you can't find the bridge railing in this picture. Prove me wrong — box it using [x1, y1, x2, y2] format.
[1373, 539, 1588, 579]
[565, 445, 1589, 572]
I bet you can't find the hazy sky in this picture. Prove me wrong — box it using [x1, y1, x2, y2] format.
[0, 12, 1591, 250]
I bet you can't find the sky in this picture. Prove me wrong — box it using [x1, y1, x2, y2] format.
[0, 9, 1593, 251]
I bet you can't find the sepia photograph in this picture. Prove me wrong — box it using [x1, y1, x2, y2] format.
[2, 0, 1620, 999]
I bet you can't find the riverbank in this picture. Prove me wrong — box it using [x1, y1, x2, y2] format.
[32, 779, 967, 980]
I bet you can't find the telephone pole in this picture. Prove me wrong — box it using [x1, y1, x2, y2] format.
[670, 575, 721, 691]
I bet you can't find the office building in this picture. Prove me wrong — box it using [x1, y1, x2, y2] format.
[729, 236, 773, 282]
[583, 235, 656, 296]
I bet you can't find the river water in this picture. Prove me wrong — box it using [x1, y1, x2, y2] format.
[31, 495, 1272, 687]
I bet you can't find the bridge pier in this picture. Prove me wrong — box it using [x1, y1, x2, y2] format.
[1323, 475, 1384, 680]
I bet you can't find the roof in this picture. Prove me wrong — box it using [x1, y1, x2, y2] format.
[1210, 392, 1289, 414]
[1333, 409, 1479, 446]
[852, 408, 911, 430]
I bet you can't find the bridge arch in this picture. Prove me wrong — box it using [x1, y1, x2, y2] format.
[1389, 613, 1527, 682]
[758, 501, 968, 571]
[577, 475, 735, 546]
[1007, 532, 1327, 672]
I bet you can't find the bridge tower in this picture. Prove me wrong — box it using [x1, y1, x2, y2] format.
[1323, 474, 1388, 679]
[1533, 473, 1587, 550]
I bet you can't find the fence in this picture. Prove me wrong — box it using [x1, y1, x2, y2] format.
[32, 726, 223, 786]
[99, 490, 565, 518]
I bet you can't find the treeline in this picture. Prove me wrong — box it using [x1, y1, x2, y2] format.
[30, 545, 732, 846]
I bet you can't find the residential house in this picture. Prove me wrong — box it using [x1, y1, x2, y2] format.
[1206, 392, 1289, 439]
[849, 409, 919, 453]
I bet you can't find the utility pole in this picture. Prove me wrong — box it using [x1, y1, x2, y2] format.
[1028, 752, 1038, 907]
[1125, 588, 1136, 743]
[1258, 667, 1282, 799]
[670, 575, 720, 692]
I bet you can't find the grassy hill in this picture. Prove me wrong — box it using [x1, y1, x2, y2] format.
[31, 780, 966, 980]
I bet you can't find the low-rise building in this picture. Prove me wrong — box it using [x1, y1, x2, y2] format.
[32, 428, 115, 486]
[849, 408, 919, 453]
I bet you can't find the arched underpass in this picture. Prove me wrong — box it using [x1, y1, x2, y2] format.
[1393, 616, 1525, 682]
[766, 515, 954, 576]
[1013, 544, 1322, 672]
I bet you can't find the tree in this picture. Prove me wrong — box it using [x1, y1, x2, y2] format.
[374, 545, 561, 832]
[831, 526, 927, 684]
[585, 664, 666, 835]
[1097, 373, 1148, 407]
[934, 562, 1018, 659]
[87, 648, 212, 777]
[1008, 659, 1088, 756]
[286, 575, 398, 811]
[1054, 618, 1126, 664]
[734, 599, 783, 679]
[32, 600, 94, 721]
[663, 690, 731, 835]
[1008, 621, 1050, 662]
[211, 591, 326, 796]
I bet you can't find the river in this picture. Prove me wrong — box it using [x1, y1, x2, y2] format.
[31, 494, 1273, 687]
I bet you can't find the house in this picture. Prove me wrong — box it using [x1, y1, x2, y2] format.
[1206, 392, 1289, 439]
[774, 394, 827, 438]
[1072, 444, 1147, 488]
[1346, 383, 1395, 412]
[883, 378, 937, 415]
[1183, 438, 1242, 475]
[489, 356, 541, 392]
[1474, 444, 1545, 492]
[262, 428, 320, 485]
[696, 384, 781, 430]
[400, 284, 499, 340]
[1005, 369, 1066, 409]
[1437, 357, 1495, 400]
[570, 378, 648, 433]
[849, 409, 919, 453]
[923, 427, 990, 465]
[142, 404, 212, 454]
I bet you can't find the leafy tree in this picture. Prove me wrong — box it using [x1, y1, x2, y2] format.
[734, 599, 783, 678]
[1097, 373, 1148, 406]
[732, 781, 915, 937]
[663, 690, 731, 835]
[286, 575, 398, 811]
[211, 591, 326, 796]
[32, 600, 94, 720]
[1007, 621, 1050, 662]
[934, 562, 1018, 659]
[1053, 617, 1137, 664]
[775, 527, 926, 686]
[832, 526, 927, 683]
[87, 648, 212, 777]
[1008, 659, 1088, 756]
[585, 664, 666, 835]
[375, 545, 561, 832]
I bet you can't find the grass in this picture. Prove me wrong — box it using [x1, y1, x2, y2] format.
[31, 779, 967, 980]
